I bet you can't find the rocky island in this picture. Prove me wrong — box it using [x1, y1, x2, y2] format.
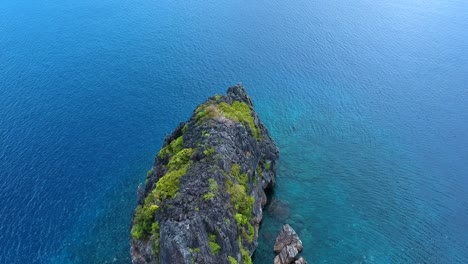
[130, 84, 279, 264]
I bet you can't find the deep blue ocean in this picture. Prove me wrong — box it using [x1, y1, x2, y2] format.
[1, 0, 467, 263]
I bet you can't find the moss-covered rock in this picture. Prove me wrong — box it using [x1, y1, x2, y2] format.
[130, 84, 279, 264]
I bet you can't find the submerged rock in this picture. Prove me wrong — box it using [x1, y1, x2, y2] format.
[273, 224, 306, 264]
[267, 199, 290, 221]
[130, 84, 279, 264]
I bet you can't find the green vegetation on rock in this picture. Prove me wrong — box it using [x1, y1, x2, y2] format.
[151, 222, 160, 255]
[194, 100, 260, 140]
[228, 256, 238, 264]
[203, 147, 215, 157]
[225, 163, 255, 262]
[155, 164, 189, 199]
[203, 178, 218, 201]
[209, 234, 221, 255]
[218, 101, 260, 139]
[156, 148, 193, 199]
[132, 137, 193, 240]
[239, 238, 252, 264]
[131, 86, 277, 264]
[158, 136, 184, 158]
[231, 164, 248, 186]
[256, 165, 262, 178]
[147, 168, 154, 177]
[195, 104, 221, 123]
[189, 247, 201, 253]
[131, 204, 159, 239]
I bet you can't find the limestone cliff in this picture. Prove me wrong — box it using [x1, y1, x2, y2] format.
[130, 84, 279, 264]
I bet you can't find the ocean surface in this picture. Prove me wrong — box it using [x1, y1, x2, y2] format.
[1, 0, 467, 263]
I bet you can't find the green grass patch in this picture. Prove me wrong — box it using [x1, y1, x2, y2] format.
[218, 101, 260, 139]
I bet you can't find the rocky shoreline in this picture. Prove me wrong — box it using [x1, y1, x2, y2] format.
[130, 85, 279, 264]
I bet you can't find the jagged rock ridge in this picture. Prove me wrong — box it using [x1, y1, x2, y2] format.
[130, 84, 279, 264]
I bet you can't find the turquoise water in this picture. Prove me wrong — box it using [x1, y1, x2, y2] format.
[1, 0, 467, 263]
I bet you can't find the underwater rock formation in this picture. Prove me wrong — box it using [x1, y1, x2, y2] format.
[130, 84, 279, 264]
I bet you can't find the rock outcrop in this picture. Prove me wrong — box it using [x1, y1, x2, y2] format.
[273, 224, 306, 264]
[130, 84, 279, 264]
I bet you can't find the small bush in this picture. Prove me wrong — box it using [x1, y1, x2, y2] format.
[203, 178, 218, 201]
[156, 163, 189, 199]
[156, 147, 193, 199]
[158, 136, 184, 158]
[239, 239, 252, 264]
[131, 204, 159, 239]
[208, 178, 218, 192]
[167, 148, 194, 170]
[203, 192, 215, 200]
[226, 181, 253, 218]
[228, 256, 238, 264]
[256, 166, 262, 178]
[231, 163, 248, 187]
[209, 234, 221, 255]
[245, 222, 254, 243]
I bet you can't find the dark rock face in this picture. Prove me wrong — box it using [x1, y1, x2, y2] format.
[273, 224, 305, 264]
[130, 84, 279, 264]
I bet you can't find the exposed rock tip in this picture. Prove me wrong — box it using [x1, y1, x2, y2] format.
[274, 224, 303, 253]
[130, 85, 279, 264]
[273, 224, 306, 264]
